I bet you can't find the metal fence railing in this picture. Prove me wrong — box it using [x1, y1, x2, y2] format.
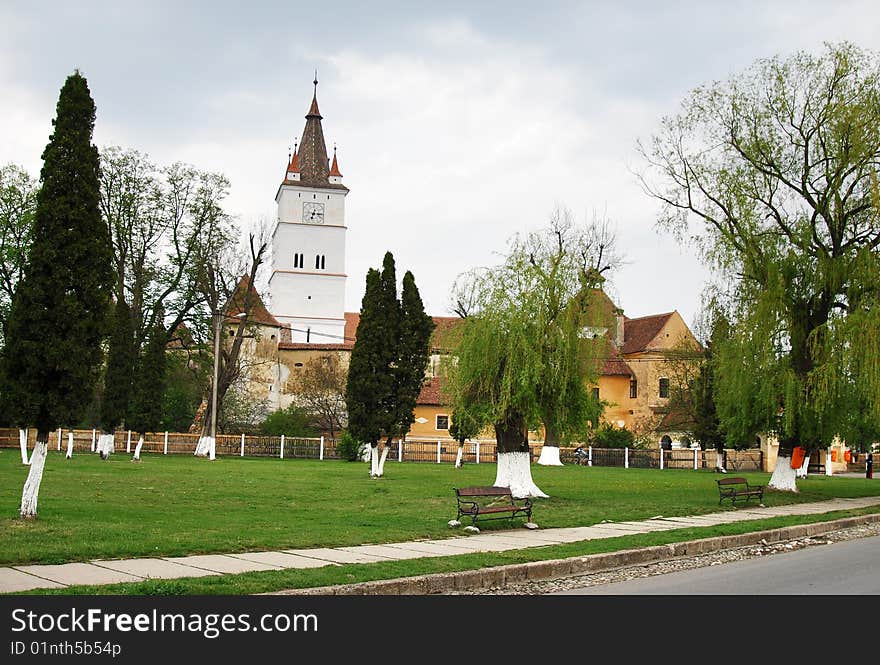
[0, 428, 764, 471]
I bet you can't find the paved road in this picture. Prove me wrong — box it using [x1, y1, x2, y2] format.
[552, 534, 880, 595]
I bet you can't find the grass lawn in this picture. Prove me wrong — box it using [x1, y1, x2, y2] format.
[1, 448, 878, 567]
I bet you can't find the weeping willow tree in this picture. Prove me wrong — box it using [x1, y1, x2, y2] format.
[443, 211, 615, 496]
[639, 41, 880, 491]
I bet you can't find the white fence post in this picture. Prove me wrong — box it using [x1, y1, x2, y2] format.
[91, 428, 96, 452]
[437, 440, 441, 464]
[240, 433, 245, 457]
[66, 432, 73, 459]
[319, 436, 324, 461]
[694, 447, 698, 470]
[588, 445, 592, 467]
[126, 430, 131, 453]
[57, 427, 62, 451]
[660, 448, 664, 470]
[475, 441, 480, 464]
[163, 431, 168, 455]
[280, 434, 285, 459]
[625, 447, 629, 469]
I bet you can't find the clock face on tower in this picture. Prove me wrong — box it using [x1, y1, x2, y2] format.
[303, 202, 324, 224]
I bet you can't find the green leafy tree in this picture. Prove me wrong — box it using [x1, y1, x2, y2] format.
[639, 42, 880, 490]
[0, 163, 38, 346]
[444, 212, 615, 496]
[100, 298, 136, 438]
[0, 71, 114, 516]
[160, 350, 207, 432]
[449, 406, 482, 468]
[128, 310, 167, 438]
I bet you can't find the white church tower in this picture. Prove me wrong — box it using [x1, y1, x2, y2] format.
[269, 77, 348, 343]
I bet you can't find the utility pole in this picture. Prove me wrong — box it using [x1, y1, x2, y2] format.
[210, 312, 221, 458]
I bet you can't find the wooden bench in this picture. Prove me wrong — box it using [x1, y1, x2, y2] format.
[454, 486, 532, 526]
[717, 477, 765, 506]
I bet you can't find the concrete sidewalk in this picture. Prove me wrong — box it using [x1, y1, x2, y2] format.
[2, 496, 879, 594]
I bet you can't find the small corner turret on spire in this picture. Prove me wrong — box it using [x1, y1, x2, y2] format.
[284, 137, 300, 182]
[329, 143, 342, 178]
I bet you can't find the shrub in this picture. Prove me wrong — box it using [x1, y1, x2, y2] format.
[259, 404, 318, 437]
[590, 422, 635, 449]
[336, 430, 366, 462]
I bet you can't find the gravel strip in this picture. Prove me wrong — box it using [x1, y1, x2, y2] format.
[448, 521, 880, 595]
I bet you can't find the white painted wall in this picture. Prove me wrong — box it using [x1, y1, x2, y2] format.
[269, 180, 348, 335]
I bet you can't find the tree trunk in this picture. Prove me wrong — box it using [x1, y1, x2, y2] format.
[455, 443, 464, 468]
[715, 444, 726, 473]
[195, 436, 213, 457]
[19, 428, 29, 465]
[768, 446, 798, 492]
[795, 454, 810, 479]
[493, 411, 548, 498]
[537, 424, 562, 466]
[369, 443, 379, 477]
[98, 432, 115, 460]
[132, 435, 144, 461]
[377, 444, 390, 477]
[20, 434, 49, 519]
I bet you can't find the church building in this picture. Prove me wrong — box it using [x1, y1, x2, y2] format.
[231, 80, 702, 449]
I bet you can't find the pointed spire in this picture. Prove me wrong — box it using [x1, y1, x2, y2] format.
[329, 143, 342, 177]
[307, 71, 321, 118]
[280, 76, 348, 191]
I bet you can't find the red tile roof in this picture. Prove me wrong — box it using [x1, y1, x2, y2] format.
[621, 312, 675, 354]
[329, 150, 342, 177]
[417, 376, 443, 406]
[224, 276, 282, 328]
[602, 347, 634, 376]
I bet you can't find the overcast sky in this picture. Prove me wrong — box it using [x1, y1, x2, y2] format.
[2, 1, 878, 332]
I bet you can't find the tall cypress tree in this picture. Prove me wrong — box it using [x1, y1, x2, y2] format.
[100, 298, 135, 435]
[376, 252, 401, 438]
[392, 270, 434, 441]
[1, 71, 113, 516]
[345, 268, 388, 450]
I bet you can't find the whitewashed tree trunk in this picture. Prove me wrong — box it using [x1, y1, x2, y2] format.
[65, 432, 73, 459]
[494, 451, 549, 498]
[455, 444, 464, 468]
[195, 436, 213, 457]
[536, 445, 562, 466]
[98, 433, 115, 460]
[795, 455, 810, 479]
[20, 439, 48, 518]
[132, 435, 144, 461]
[19, 428, 29, 465]
[769, 455, 799, 492]
[369, 444, 379, 477]
[377, 446, 389, 477]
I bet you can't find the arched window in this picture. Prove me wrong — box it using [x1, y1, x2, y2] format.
[293, 253, 299, 268]
[660, 435, 672, 450]
[315, 254, 320, 269]
[321, 255, 325, 270]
